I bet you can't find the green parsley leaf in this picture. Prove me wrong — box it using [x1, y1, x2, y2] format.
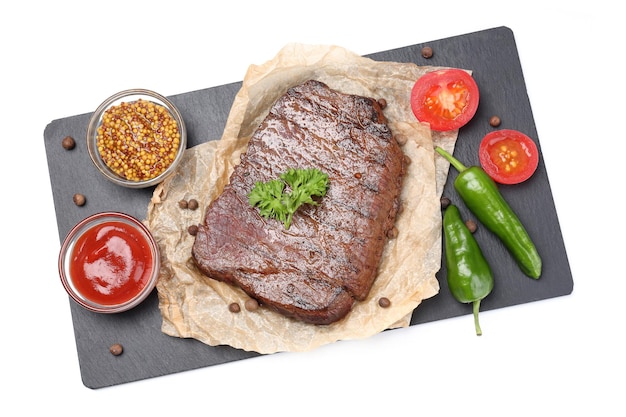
[248, 168, 329, 229]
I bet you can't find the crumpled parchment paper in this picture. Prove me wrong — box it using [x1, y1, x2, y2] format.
[145, 44, 458, 354]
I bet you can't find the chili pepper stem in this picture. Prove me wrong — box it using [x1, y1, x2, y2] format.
[435, 146, 467, 173]
[473, 300, 483, 336]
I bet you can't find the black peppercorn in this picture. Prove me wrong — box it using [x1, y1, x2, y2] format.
[395, 134, 408, 146]
[387, 226, 399, 239]
[188, 199, 199, 210]
[62, 136, 75, 150]
[73, 193, 86, 206]
[245, 298, 259, 311]
[465, 219, 478, 233]
[109, 343, 123, 356]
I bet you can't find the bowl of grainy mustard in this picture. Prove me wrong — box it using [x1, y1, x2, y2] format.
[87, 89, 187, 188]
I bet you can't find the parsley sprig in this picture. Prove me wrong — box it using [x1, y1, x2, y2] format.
[248, 168, 329, 229]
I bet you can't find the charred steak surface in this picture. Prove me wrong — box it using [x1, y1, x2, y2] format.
[192, 80, 407, 325]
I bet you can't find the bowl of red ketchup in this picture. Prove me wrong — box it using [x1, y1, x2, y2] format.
[58, 212, 160, 313]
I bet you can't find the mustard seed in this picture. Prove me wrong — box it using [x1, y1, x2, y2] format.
[378, 297, 391, 308]
[188, 224, 198, 236]
[228, 302, 241, 313]
[421, 46, 433, 59]
[96, 99, 180, 182]
[178, 199, 188, 209]
[489, 115, 501, 127]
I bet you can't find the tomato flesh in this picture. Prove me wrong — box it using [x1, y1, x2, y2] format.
[479, 129, 539, 184]
[411, 69, 479, 131]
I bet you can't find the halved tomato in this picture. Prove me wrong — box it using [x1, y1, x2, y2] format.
[479, 129, 539, 185]
[410, 68, 479, 131]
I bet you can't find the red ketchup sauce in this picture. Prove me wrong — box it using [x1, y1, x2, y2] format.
[69, 221, 154, 306]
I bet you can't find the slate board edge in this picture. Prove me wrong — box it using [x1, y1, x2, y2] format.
[43, 26, 573, 389]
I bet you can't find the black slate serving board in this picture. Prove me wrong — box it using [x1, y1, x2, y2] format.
[43, 26, 573, 389]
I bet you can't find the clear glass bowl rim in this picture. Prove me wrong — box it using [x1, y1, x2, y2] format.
[58, 211, 160, 314]
[86, 88, 187, 189]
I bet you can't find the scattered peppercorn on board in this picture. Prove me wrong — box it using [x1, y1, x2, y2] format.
[43, 26, 573, 389]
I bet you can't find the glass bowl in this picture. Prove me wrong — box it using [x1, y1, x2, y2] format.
[86, 89, 187, 188]
[58, 212, 160, 314]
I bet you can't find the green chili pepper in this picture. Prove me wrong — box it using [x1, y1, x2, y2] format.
[436, 146, 542, 279]
[443, 204, 494, 336]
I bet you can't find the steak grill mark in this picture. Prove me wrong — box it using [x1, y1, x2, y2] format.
[192, 80, 407, 325]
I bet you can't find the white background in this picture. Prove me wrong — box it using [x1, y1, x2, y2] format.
[2, 1, 623, 415]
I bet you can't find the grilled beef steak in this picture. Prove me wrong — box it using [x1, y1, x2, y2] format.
[192, 80, 407, 325]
